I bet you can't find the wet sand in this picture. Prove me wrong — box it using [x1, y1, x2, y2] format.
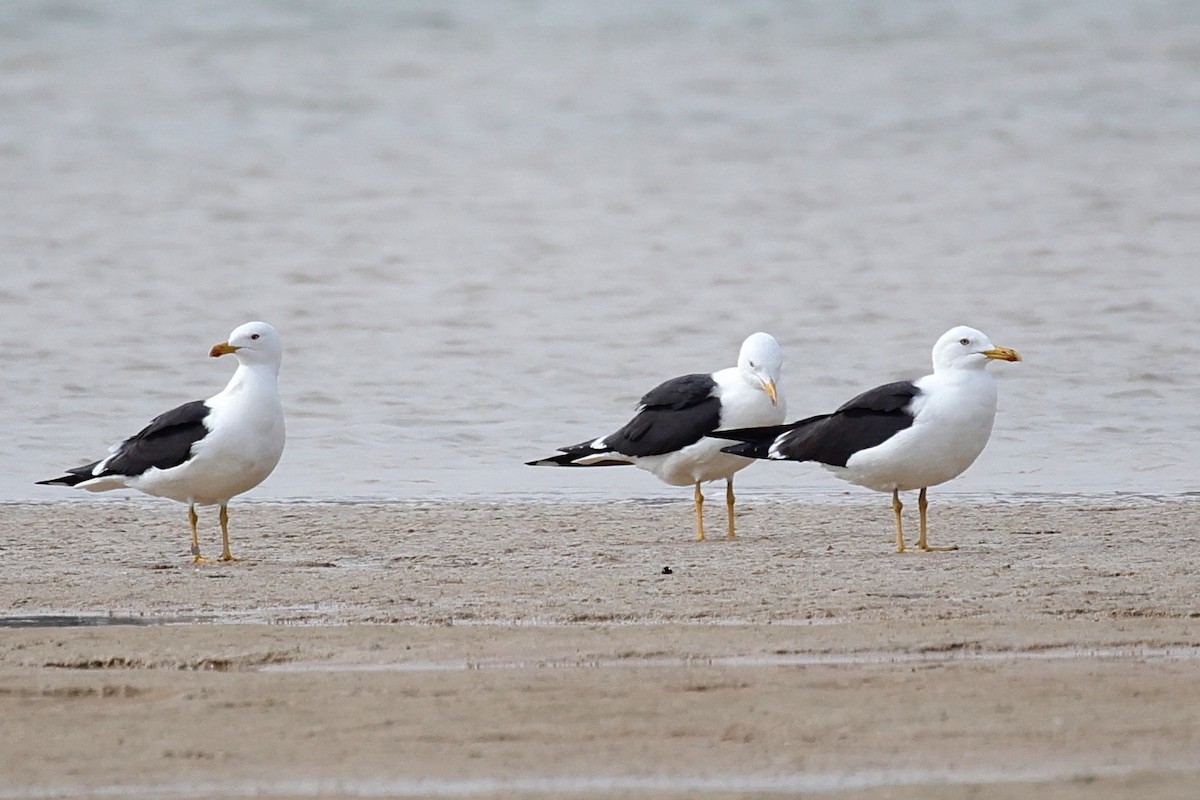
[2, 498, 1199, 798]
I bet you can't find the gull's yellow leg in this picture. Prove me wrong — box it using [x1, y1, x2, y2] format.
[725, 478, 736, 540]
[893, 489, 906, 553]
[916, 487, 958, 552]
[694, 482, 706, 541]
[189, 503, 212, 564]
[218, 503, 240, 562]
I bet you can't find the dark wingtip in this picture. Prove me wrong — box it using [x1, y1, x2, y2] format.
[35, 477, 70, 486]
[526, 452, 571, 466]
[526, 453, 576, 467]
[709, 424, 784, 443]
[36, 471, 93, 487]
[720, 440, 772, 459]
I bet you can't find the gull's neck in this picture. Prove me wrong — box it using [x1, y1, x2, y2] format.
[923, 363, 995, 395]
[219, 360, 280, 399]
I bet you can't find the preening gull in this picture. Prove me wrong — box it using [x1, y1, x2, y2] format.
[527, 332, 786, 540]
[714, 326, 1020, 552]
[37, 321, 286, 563]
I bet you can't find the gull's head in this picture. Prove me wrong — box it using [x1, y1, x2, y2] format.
[210, 321, 284, 368]
[931, 326, 1021, 372]
[737, 331, 783, 406]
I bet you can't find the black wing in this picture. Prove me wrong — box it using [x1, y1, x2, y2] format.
[603, 373, 720, 457]
[37, 400, 211, 486]
[833, 381, 920, 415]
[717, 381, 920, 467]
[635, 373, 717, 411]
[527, 373, 720, 465]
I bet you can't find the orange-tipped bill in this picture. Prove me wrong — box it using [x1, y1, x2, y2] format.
[209, 342, 240, 358]
[983, 346, 1021, 362]
[763, 378, 779, 406]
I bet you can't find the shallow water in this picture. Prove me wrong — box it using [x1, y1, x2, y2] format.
[2, 0, 1198, 503]
[0, 614, 206, 628]
[0, 766, 1174, 800]
[264, 645, 1200, 674]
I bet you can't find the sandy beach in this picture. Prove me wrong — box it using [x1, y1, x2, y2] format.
[2, 498, 1198, 798]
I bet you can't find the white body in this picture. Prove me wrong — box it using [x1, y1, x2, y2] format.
[130, 371, 284, 505]
[826, 368, 997, 492]
[819, 325, 1013, 493]
[630, 352, 786, 487]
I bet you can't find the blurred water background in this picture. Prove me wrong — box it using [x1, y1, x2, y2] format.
[2, 0, 1198, 503]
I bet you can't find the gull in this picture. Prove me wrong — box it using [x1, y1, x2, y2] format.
[714, 326, 1019, 552]
[38, 321, 286, 563]
[527, 332, 786, 540]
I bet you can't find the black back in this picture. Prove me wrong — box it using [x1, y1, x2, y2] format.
[577, 373, 722, 459]
[717, 381, 920, 467]
[38, 400, 211, 485]
[773, 381, 920, 467]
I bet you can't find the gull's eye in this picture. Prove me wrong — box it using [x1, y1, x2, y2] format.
[959, 338, 970, 346]
[251, 333, 261, 341]
[748, 360, 757, 368]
